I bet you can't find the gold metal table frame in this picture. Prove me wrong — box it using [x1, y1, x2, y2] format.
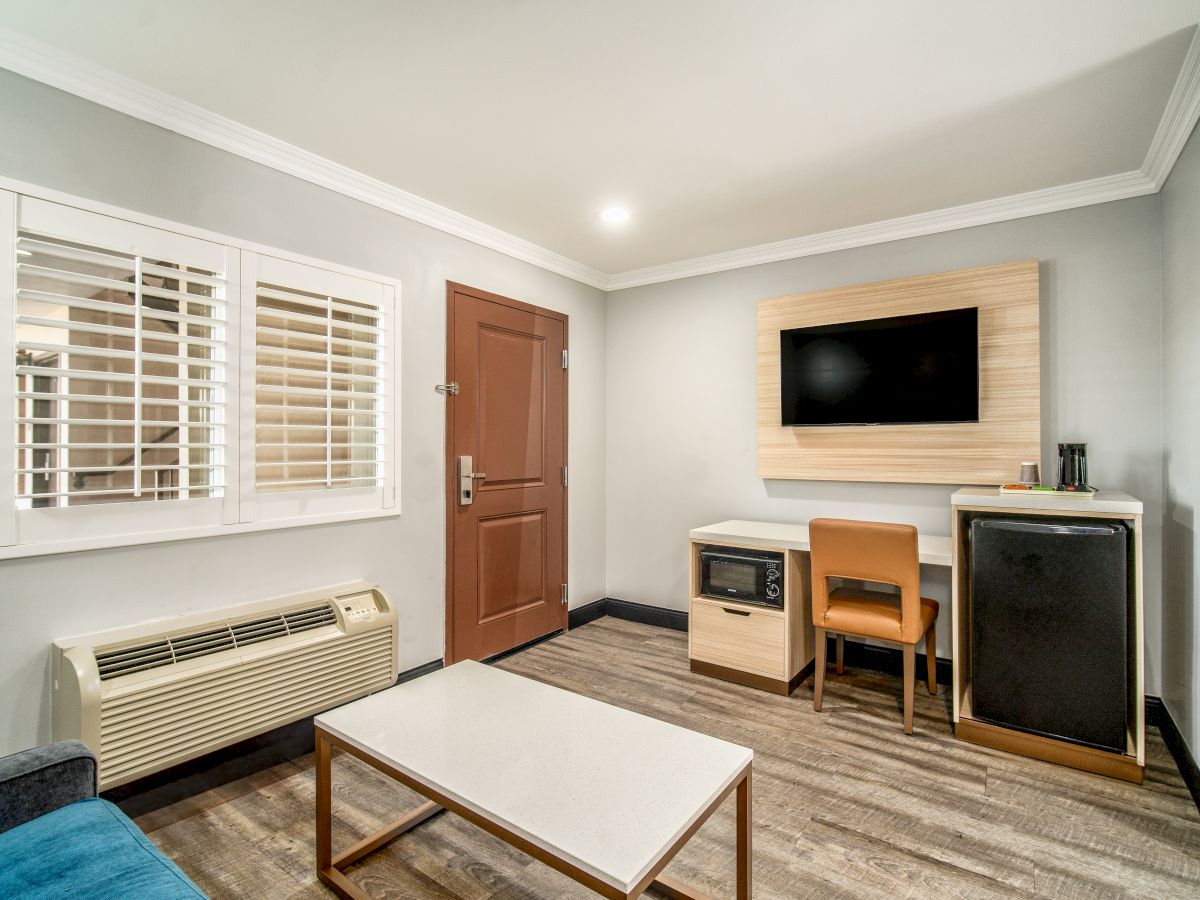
[315, 725, 752, 900]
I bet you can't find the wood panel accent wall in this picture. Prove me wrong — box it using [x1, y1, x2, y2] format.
[756, 260, 1040, 484]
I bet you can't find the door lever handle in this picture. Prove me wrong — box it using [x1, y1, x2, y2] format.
[458, 456, 485, 505]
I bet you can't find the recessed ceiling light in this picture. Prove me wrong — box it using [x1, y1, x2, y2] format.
[599, 206, 631, 224]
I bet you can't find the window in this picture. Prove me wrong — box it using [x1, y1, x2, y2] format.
[239, 253, 394, 522]
[1, 190, 398, 556]
[15, 224, 227, 508]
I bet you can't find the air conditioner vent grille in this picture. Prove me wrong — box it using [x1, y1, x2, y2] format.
[229, 615, 289, 647]
[94, 602, 338, 680]
[95, 641, 173, 680]
[170, 627, 236, 663]
[284, 604, 338, 633]
[96, 626, 394, 786]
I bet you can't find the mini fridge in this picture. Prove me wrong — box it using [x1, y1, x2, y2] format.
[969, 517, 1130, 753]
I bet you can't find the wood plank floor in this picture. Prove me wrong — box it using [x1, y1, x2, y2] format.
[139, 618, 1200, 899]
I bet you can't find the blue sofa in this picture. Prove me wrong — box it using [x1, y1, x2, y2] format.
[0, 741, 206, 898]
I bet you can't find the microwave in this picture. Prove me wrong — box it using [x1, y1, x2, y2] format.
[698, 545, 784, 609]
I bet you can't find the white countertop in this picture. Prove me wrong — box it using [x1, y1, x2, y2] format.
[689, 519, 953, 566]
[951, 486, 1143, 515]
[315, 660, 752, 894]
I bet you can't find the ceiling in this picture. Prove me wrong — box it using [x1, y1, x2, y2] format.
[1, 1, 1199, 281]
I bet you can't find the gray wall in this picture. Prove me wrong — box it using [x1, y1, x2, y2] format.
[0, 71, 608, 755]
[0, 65, 1186, 760]
[606, 197, 1166, 694]
[1162, 124, 1200, 758]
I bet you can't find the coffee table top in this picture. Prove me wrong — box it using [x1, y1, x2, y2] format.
[316, 660, 752, 894]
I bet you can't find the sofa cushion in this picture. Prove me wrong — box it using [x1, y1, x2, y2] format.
[0, 797, 205, 899]
[0, 740, 97, 835]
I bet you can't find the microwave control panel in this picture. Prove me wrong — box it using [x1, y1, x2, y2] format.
[765, 563, 782, 600]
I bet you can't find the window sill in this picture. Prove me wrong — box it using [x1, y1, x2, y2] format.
[0, 506, 402, 561]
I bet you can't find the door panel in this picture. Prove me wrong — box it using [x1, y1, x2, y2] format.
[478, 326, 545, 486]
[446, 283, 567, 662]
[477, 511, 546, 622]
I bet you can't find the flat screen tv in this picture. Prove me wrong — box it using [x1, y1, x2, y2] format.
[779, 307, 978, 426]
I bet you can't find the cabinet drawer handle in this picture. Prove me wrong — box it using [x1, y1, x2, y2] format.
[722, 607, 752, 616]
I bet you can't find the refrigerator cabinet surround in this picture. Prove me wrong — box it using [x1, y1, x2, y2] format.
[949, 487, 1144, 783]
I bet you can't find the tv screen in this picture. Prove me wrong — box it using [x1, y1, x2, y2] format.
[779, 307, 979, 426]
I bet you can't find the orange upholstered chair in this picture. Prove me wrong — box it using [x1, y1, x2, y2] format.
[809, 518, 939, 734]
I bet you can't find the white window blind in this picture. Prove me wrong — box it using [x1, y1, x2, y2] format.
[1, 190, 398, 557]
[250, 256, 389, 500]
[13, 225, 227, 510]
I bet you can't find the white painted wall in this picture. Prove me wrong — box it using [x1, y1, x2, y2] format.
[0, 71, 608, 755]
[605, 198, 1165, 693]
[1161, 123, 1200, 758]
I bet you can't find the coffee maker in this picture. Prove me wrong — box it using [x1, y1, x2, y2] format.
[1057, 442, 1090, 492]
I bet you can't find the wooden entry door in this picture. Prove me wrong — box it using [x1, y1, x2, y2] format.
[445, 283, 568, 662]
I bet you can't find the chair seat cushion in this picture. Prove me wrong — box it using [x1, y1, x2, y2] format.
[821, 586, 938, 642]
[0, 797, 205, 899]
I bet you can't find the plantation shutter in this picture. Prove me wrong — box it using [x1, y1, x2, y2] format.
[2, 191, 396, 555]
[249, 255, 390, 502]
[12, 201, 228, 511]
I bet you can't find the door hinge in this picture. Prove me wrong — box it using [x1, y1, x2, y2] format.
[561, 584, 568, 605]
[562, 350, 568, 370]
[562, 465, 568, 487]
[435, 382, 459, 395]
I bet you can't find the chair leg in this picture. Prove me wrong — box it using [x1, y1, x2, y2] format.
[902, 643, 915, 735]
[813, 627, 826, 712]
[925, 627, 937, 695]
[835, 634, 844, 675]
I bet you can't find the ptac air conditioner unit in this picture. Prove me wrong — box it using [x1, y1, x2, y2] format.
[51, 581, 397, 790]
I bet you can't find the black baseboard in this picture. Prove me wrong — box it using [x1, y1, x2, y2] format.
[831, 635, 954, 687]
[396, 658, 445, 684]
[1147, 696, 1200, 813]
[607, 597, 689, 631]
[484, 629, 564, 663]
[104, 657, 443, 818]
[567, 598, 608, 629]
[569, 597, 689, 632]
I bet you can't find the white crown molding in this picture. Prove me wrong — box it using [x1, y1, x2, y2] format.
[1, 25, 1199, 294]
[0, 28, 609, 291]
[1143, 25, 1200, 189]
[606, 26, 1200, 291]
[605, 170, 1157, 290]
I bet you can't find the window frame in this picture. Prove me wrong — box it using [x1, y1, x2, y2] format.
[10, 196, 240, 539]
[0, 179, 401, 560]
[238, 251, 397, 524]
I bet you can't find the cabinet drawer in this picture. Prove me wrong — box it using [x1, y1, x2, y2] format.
[689, 598, 786, 679]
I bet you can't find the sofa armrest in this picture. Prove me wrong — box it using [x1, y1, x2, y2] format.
[0, 741, 98, 834]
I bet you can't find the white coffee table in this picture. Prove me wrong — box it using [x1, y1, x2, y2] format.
[315, 660, 753, 899]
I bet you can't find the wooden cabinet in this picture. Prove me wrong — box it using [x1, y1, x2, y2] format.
[689, 598, 787, 679]
[686, 537, 813, 695]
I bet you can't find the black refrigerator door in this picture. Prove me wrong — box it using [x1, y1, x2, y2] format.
[970, 517, 1129, 752]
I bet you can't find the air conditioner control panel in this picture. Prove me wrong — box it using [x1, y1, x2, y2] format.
[337, 590, 382, 625]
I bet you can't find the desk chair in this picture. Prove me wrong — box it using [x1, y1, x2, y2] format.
[809, 518, 939, 734]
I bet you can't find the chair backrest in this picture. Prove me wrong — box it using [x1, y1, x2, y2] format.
[809, 518, 922, 641]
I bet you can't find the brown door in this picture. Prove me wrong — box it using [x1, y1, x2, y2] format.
[445, 283, 568, 662]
